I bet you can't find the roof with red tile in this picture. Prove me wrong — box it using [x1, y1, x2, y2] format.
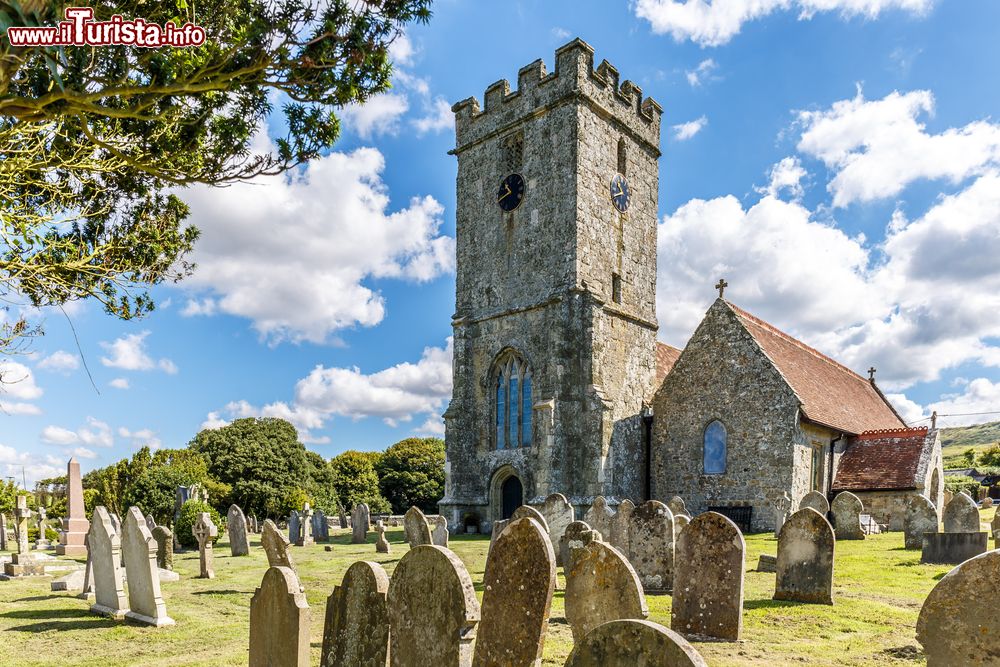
[655, 342, 682, 387]
[833, 427, 931, 491]
[728, 302, 907, 435]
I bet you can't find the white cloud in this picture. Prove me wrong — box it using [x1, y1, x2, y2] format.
[416, 415, 445, 436]
[37, 350, 80, 373]
[181, 298, 217, 317]
[40, 426, 78, 446]
[796, 89, 1000, 206]
[635, 0, 933, 47]
[0, 401, 42, 416]
[181, 148, 454, 345]
[686, 58, 717, 87]
[338, 93, 410, 139]
[100, 331, 178, 374]
[0, 360, 43, 400]
[0, 444, 61, 488]
[71, 446, 97, 460]
[672, 116, 707, 141]
[551, 27, 571, 40]
[388, 32, 416, 66]
[109, 378, 130, 390]
[412, 97, 455, 136]
[118, 426, 162, 450]
[924, 378, 1000, 428]
[758, 156, 808, 200]
[41, 417, 114, 448]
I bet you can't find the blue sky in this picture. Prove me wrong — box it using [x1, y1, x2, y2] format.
[4, 0, 1000, 487]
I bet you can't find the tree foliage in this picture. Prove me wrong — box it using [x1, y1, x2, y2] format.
[376, 437, 444, 513]
[121, 448, 210, 524]
[82, 445, 156, 516]
[330, 450, 389, 514]
[174, 499, 223, 549]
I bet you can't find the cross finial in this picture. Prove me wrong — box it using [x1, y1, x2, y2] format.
[931, 410, 938, 429]
[868, 367, 876, 381]
[715, 278, 728, 299]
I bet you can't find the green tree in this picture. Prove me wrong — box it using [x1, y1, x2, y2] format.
[376, 437, 445, 513]
[0, 0, 432, 354]
[82, 446, 155, 516]
[976, 444, 1000, 467]
[122, 448, 211, 524]
[330, 450, 389, 514]
[962, 448, 977, 466]
[174, 499, 224, 549]
[304, 450, 339, 512]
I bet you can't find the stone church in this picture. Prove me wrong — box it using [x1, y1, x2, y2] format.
[439, 38, 943, 533]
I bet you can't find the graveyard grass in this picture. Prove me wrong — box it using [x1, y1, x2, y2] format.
[2, 511, 994, 666]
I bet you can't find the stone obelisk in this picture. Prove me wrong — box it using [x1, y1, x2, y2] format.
[56, 458, 90, 557]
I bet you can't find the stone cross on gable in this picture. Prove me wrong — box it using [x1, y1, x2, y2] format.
[715, 278, 728, 299]
[868, 367, 877, 381]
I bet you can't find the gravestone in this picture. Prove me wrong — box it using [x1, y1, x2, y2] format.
[488, 519, 509, 554]
[4, 495, 42, 576]
[386, 545, 480, 667]
[0, 512, 6, 551]
[351, 503, 370, 545]
[540, 493, 574, 566]
[674, 514, 690, 536]
[376, 520, 391, 554]
[151, 525, 174, 570]
[916, 550, 1000, 667]
[992, 507, 1000, 544]
[667, 496, 689, 518]
[35, 506, 50, 549]
[77, 534, 94, 599]
[943, 489, 954, 506]
[773, 508, 835, 605]
[511, 505, 549, 534]
[228, 504, 250, 557]
[473, 517, 555, 667]
[904, 494, 938, 550]
[173, 486, 190, 524]
[250, 566, 310, 667]
[298, 504, 315, 547]
[671, 512, 744, 641]
[921, 532, 988, 564]
[313, 509, 329, 542]
[943, 494, 980, 533]
[627, 500, 675, 592]
[262, 519, 296, 571]
[288, 510, 300, 545]
[403, 506, 432, 548]
[57, 457, 90, 557]
[983, 497, 994, 509]
[559, 521, 596, 576]
[565, 619, 708, 667]
[610, 499, 634, 558]
[321, 560, 390, 667]
[88, 506, 129, 619]
[584, 496, 615, 541]
[193, 512, 218, 579]
[757, 554, 777, 573]
[566, 540, 648, 643]
[831, 491, 865, 540]
[799, 490, 829, 515]
[432, 515, 449, 547]
[338, 504, 349, 529]
[773, 491, 792, 537]
[122, 507, 174, 626]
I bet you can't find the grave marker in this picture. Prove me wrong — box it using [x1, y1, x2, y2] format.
[773, 508, 834, 605]
[250, 566, 310, 667]
[320, 560, 389, 667]
[193, 512, 218, 579]
[88, 506, 128, 619]
[228, 504, 250, 557]
[122, 507, 174, 626]
[565, 540, 648, 643]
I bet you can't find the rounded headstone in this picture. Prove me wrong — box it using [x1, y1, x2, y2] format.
[627, 500, 675, 592]
[774, 508, 835, 605]
[321, 560, 389, 667]
[511, 505, 549, 534]
[539, 493, 574, 566]
[227, 504, 250, 557]
[250, 566, 310, 667]
[566, 619, 708, 667]
[992, 507, 1000, 544]
[559, 520, 595, 574]
[609, 499, 634, 558]
[799, 490, 829, 515]
[666, 496, 689, 518]
[403, 506, 432, 548]
[565, 540, 648, 643]
[943, 493, 980, 533]
[903, 494, 938, 550]
[583, 496, 615, 542]
[831, 491, 865, 540]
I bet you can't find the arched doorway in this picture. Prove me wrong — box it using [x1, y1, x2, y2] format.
[501, 476, 523, 520]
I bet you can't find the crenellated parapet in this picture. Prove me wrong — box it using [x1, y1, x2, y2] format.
[452, 38, 663, 153]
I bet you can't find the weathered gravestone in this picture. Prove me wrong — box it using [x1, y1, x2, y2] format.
[122, 507, 174, 626]
[473, 517, 555, 667]
[262, 519, 296, 571]
[667, 496, 689, 518]
[799, 490, 829, 515]
[831, 491, 865, 540]
[904, 494, 938, 550]
[671, 512, 744, 641]
[432, 515, 450, 547]
[352, 503, 370, 545]
[0, 512, 7, 551]
[88, 506, 129, 619]
[35, 506, 50, 549]
[387, 545, 480, 667]
[77, 534, 94, 599]
[540, 493, 574, 566]
[584, 496, 615, 541]
[943, 489, 954, 506]
[193, 512, 218, 579]
[288, 510, 301, 545]
[565, 619, 708, 667]
[674, 514, 690, 536]
[566, 540, 648, 643]
[313, 509, 329, 543]
[773, 508, 834, 605]
[943, 493, 980, 533]
[559, 521, 597, 576]
[511, 505, 548, 534]
[151, 525, 173, 570]
[145, 514, 157, 530]
[983, 497, 994, 509]
[404, 506, 433, 548]
[375, 520, 391, 554]
[609, 499, 634, 559]
[338, 504, 349, 529]
[250, 566, 310, 667]
[321, 560, 389, 667]
[756, 554, 777, 573]
[488, 519, 509, 554]
[227, 504, 250, 557]
[922, 532, 987, 564]
[298, 504, 315, 547]
[57, 457, 90, 557]
[772, 491, 792, 537]
[627, 500, 674, 592]
[917, 550, 1000, 667]
[992, 507, 1000, 544]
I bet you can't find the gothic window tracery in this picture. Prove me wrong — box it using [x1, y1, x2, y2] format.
[493, 352, 533, 449]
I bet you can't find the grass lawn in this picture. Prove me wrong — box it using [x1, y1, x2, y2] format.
[1, 510, 994, 666]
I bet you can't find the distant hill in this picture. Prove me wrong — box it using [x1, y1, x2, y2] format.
[941, 420, 1000, 469]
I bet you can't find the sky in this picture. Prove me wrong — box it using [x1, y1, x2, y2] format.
[4, 0, 1000, 487]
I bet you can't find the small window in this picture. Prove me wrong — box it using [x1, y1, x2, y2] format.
[704, 420, 727, 474]
[811, 445, 824, 491]
[612, 273, 622, 304]
[501, 131, 524, 172]
[617, 137, 627, 176]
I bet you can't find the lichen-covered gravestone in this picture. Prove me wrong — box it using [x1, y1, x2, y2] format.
[772, 491, 792, 537]
[321, 560, 389, 667]
[559, 521, 598, 576]
[610, 499, 634, 559]
[262, 519, 296, 571]
[314, 509, 329, 542]
[473, 516, 555, 667]
[250, 566, 310, 667]
[404, 506, 433, 548]
[0, 512, 7, 551]
[375, 520, 390, 554]
[831, 491, 865, 540]
[799, 490, 829, 515]
[288, 510, 301, 545]
[338, 504, 349, 529]
[627, 500, 675, 592]
[151, 525, 174, 570]
[122, 507, 174, 626]
[298, 504, 315, 547]
[511, 505, 549, 534]
[992, 507, 1000, 545]
[540, 493, 574, 566]
[916, 550, 1000, 667]
[351, 503, 370, 545]
[88, 506, 129, 619]
[193, 512, 218, 579]
[667, 496, 689, 518]
[431, 515, 449, 547]
[566, 540, 648, 643]
[227, 504, 250, 557]
[674, 514, 690, 536]
[565, 619, 708, 667]
[943, 493, 980, 533]
[671, 512, 744, 641]
[77, 534, 94, 599]
[773, 508, 835, 605]
[387, 545, 480, 667]
[904, 495, 938, 550]
[583, 496, 615, 541]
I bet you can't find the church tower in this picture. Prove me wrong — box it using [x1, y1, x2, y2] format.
[440, 39, 662, 530]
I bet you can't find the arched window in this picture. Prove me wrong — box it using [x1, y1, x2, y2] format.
[493, 352, 533, 449]
[704, 420, 727, 474]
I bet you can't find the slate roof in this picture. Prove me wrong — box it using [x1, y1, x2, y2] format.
[655, 342, 682, 387]
[728, 302, 907, 435]
[833, 427, 931, 491]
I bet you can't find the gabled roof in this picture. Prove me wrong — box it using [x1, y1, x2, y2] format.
[655, 342, 682, 387]
[728, 302, 906, 435]
[833, 427, 931, 491]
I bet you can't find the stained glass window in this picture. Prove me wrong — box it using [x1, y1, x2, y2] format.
[704, 420, 727, 474]
[521, 375, 533, 446]
[496, 375, 505, 449]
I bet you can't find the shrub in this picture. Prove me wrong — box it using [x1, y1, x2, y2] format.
[174, 500, 224, 549]
[944, 475, 981, 500]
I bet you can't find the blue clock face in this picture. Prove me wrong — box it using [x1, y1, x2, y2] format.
[610, 173, 630, 213]
[497, 173, 526, 212]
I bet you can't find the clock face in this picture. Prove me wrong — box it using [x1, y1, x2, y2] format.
[497, 173, 526, 212]
[610, 173, 630, 213]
